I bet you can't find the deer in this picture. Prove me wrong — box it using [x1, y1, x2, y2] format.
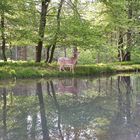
[57, 52, 79, 73]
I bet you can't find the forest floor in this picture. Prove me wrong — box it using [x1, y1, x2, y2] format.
[0, 61, 140, 79]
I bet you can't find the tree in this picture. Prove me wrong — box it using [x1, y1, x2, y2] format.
[125, 0, 133, 61]
[0, 0, 11, 61]
[36, 0, 50, 62]
[1, 9, 7, 61]
[0, 0, 40, 61]
[99, 0, 140, 62]
[46, 0, 65, 63]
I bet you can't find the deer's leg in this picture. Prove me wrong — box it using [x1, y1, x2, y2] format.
[72, 65, 74, 73]
[59, 66, 62, 71]
[62, 65, 66, 71]
[59, 64, 63, 71]
[69, 65, 72, 72]
[71, 66, 73, 72]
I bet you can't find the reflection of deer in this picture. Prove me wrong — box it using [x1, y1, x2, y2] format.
[57, 52, 79, 73]
[57, 79, 78, 94]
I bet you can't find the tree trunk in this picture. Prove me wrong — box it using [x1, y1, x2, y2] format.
[72, 0, 79, 60]
[48, 44, 56, 63]
[64, 47, 67, 57]
[36, 0, 50, 62]
[125, 1, 133, 61]
[125, 31, 131, 61]
[1, 11, 7, 61]
[47, 0, 64, 63]
[45, 45, 51, 62]
[118, 30, 124, 62]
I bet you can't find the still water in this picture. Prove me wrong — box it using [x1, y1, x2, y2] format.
[0, 75, 140, 140]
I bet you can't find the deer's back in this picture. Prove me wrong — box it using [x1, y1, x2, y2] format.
[58, 57, 75, 65]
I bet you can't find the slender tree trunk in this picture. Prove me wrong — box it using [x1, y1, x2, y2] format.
[36, 0, 50, 62]
[47, 0, 64, 63]
[45, 45, 51, 62]
[72, 47, 78, 66]
[9, 41, 13, 61]
[118, 30, 124, 62]
[97, 51, 100, 63]
[125, 30, 131, 61]
[48, 44, 56, 63]
[64, 47, 67, 57]
[1, 11, 7, 61]
[125, 1, 132, 61]
[72, 0, 79, 59]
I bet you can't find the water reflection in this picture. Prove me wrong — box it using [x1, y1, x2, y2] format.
[108, 76, 140, 140]
[57, 78, 79, 95]
[0, 75, 140, 140]
[2, 88, 7, 140]
[36, 82, 50, 140]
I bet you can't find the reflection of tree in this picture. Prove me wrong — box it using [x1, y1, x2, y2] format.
[46, 78, 116, 140]
[0, 78, 115, 140]
[98, 76, 101, 93]
[50, 81, 64, 140]
[30, 114, 37, 140]
[47, 79, 106, 139]
[123, 76, 131, 123]
[2, 88, 7, 140]
[108, 76, 140, 140]
[117, 76, 124, 123]
[117, 76, 132, 124]
[46, 80, 64, 140]
[0, 76, 140, 140]
[115, 76, 132, 124]
[36, 82, 50, 140]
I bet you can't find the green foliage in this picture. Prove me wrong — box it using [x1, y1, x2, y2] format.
[0, 0, 39, 48]
[78, 50, 95, 64]
[58, 16, 105, 49]
[75, 64, 114, 76]
[1, 0, 140, 63]
[98, 0, 140, 60]
[0, 66, 16, 79]
[132, 47, 140, 62]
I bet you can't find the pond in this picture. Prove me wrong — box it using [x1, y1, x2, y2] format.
[0, 74, 140, 140]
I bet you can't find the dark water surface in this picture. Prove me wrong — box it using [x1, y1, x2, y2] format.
[0, 75, 140, 140]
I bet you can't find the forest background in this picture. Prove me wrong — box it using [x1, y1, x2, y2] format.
[1, 0, 140, 64]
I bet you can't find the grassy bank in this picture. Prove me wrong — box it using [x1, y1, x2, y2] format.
[0, 61, 140, 79]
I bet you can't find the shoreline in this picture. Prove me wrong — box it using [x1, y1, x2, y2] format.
[0, 62, 140, 79]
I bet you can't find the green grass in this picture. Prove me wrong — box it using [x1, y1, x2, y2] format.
[0, 61, 140, 79]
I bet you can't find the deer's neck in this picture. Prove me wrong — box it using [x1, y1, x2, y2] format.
[71, 55, 77, 63]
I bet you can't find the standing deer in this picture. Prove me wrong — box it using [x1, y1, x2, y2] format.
[57, 52, 79, 73]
